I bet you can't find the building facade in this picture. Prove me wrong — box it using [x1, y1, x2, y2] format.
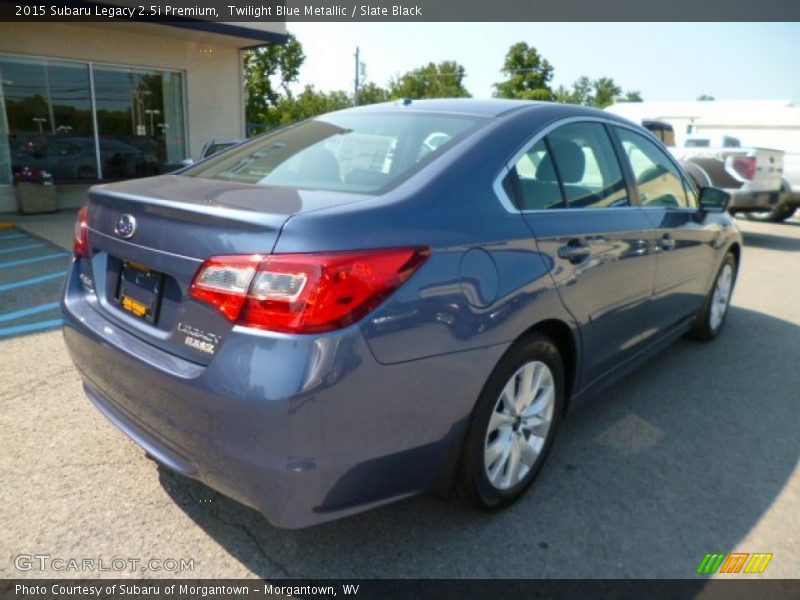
[0, 21, 287, 212]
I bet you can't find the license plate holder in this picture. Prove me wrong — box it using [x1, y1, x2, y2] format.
[116, 261, 164, 324]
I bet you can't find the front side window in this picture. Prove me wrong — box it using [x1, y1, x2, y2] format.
[507, 121, 629, 210]
[616, 127, 689, 209]
[186, 113, 485, 193]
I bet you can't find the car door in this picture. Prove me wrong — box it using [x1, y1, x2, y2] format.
[505, 120, 657, 384]
[613, 126, 718, 334]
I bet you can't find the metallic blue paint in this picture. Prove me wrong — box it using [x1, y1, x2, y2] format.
[61, 100, 742, 528]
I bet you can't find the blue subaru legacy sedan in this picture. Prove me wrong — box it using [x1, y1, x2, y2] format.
[62, 99, 741, 528]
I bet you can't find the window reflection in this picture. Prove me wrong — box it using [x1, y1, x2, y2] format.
[1, 57, 94, 183]
[0, 55, 186, 185]
[94, 67, 186, 178]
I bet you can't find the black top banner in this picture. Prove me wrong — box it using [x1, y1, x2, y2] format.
[2, 0, 800, 22]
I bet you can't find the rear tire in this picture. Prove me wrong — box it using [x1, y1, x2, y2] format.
[745, 203, 796, 223]
[745, 184, 796, 222]
[689, 252, 737, 342]
[457, 333, 564, 510]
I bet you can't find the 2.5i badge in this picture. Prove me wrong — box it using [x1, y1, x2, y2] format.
[178, 322, 221, 355]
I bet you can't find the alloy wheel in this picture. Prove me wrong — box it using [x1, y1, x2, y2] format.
[483, 361, 555, 490]
[709, 263, 733, 331]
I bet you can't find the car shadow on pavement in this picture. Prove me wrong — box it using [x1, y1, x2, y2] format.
[159, 305, 800, 578]
[741, 230, 800, 252]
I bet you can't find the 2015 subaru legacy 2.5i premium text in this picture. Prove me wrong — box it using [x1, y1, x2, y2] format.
[61, 99, 741, 528]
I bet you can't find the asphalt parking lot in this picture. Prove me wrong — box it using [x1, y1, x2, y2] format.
[1, 216, 798, 579]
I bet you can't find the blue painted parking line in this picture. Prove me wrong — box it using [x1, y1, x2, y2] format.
[0, 318, 63, 338]
[0, 271, 67, 292]
[0, 252, 69, 269]
[0, 301, 60, 323]
[0, 243, 45, 255]
[0, 227, 71, 339]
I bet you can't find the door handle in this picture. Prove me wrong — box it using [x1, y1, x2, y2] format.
[659, 234, 676, 251]
[558, 240, 591, 263]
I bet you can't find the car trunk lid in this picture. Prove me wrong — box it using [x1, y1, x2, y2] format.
[82, 175, 362, 365]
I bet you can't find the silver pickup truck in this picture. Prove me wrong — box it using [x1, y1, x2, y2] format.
[642, 122, 787, 218]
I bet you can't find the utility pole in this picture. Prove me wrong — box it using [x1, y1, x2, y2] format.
[354, 46, 360, 106]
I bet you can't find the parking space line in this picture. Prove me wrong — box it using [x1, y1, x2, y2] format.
[0, 252, 69, 269]
[0, 272, 67, 292]
[0, 243, 46, 255]
[0, 318, 63, 338]
[0, 302, 61, 323]
[0, 233, 29, 241]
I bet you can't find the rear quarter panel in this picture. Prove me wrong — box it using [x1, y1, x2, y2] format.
[272, 105, 582, 366]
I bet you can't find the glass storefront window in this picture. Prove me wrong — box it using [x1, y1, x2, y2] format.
[1, 56, 94, 184]
[0, 54, 186, 186]
[94, 66, 186, 178]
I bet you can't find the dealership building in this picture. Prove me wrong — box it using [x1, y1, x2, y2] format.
[0, 21, 288, 212]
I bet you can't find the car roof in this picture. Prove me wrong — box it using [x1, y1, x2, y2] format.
[333, 98, 632, 123]
[336, 98, 541, 118]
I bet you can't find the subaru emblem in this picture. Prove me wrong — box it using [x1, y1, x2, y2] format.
[115, 214, 137, 239]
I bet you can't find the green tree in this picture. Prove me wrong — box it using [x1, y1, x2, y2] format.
[554, 76, 641, 108]
[493, 42, 554, 100]
[621, 90, 643, 102]
[388, 61, 471, 99]
[271, 86, 352, 125]
[554, 76, 592, 105]
[592, 77, 622, 109]
[243, 35, 305, 125]
[357, 82, 391, 105]
[697, 94, 715, 101]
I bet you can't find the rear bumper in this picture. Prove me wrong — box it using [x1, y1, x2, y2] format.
[61, 261, 505, 528]
[727, 190, 782, 211]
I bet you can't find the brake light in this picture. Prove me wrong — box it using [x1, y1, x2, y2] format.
[731, 156, 756, 180]
[190, 247, 429, 333]
[73, 206, 89, 258]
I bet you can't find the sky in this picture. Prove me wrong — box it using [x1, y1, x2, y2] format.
[286, 22, 800, 103]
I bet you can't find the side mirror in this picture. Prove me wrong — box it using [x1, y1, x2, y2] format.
[698, 187, 730, 213]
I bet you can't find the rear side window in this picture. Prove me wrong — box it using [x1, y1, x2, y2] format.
[184, 113, 485, 193]
[508, 139, 566, 210]
[616, 127, 689, 208]
[507, 121, 629, 210]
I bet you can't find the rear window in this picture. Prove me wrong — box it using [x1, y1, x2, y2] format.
[184, 112, 486, 193]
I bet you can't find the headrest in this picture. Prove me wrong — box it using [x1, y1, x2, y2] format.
[536, 139, 586, 184]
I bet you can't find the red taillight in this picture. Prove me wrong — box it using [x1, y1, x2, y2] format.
[73, 206, 89, 258]
[190, 247, 429, 334]
[731, 156, 756, 180]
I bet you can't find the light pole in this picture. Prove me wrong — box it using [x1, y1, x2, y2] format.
[354, 47, 360, 106]
[144, 109, 160, 136]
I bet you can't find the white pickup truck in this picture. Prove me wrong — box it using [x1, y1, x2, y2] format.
[641, 124, 789, 219]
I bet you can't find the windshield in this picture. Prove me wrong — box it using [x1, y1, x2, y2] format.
[184, 112, 486, 193]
